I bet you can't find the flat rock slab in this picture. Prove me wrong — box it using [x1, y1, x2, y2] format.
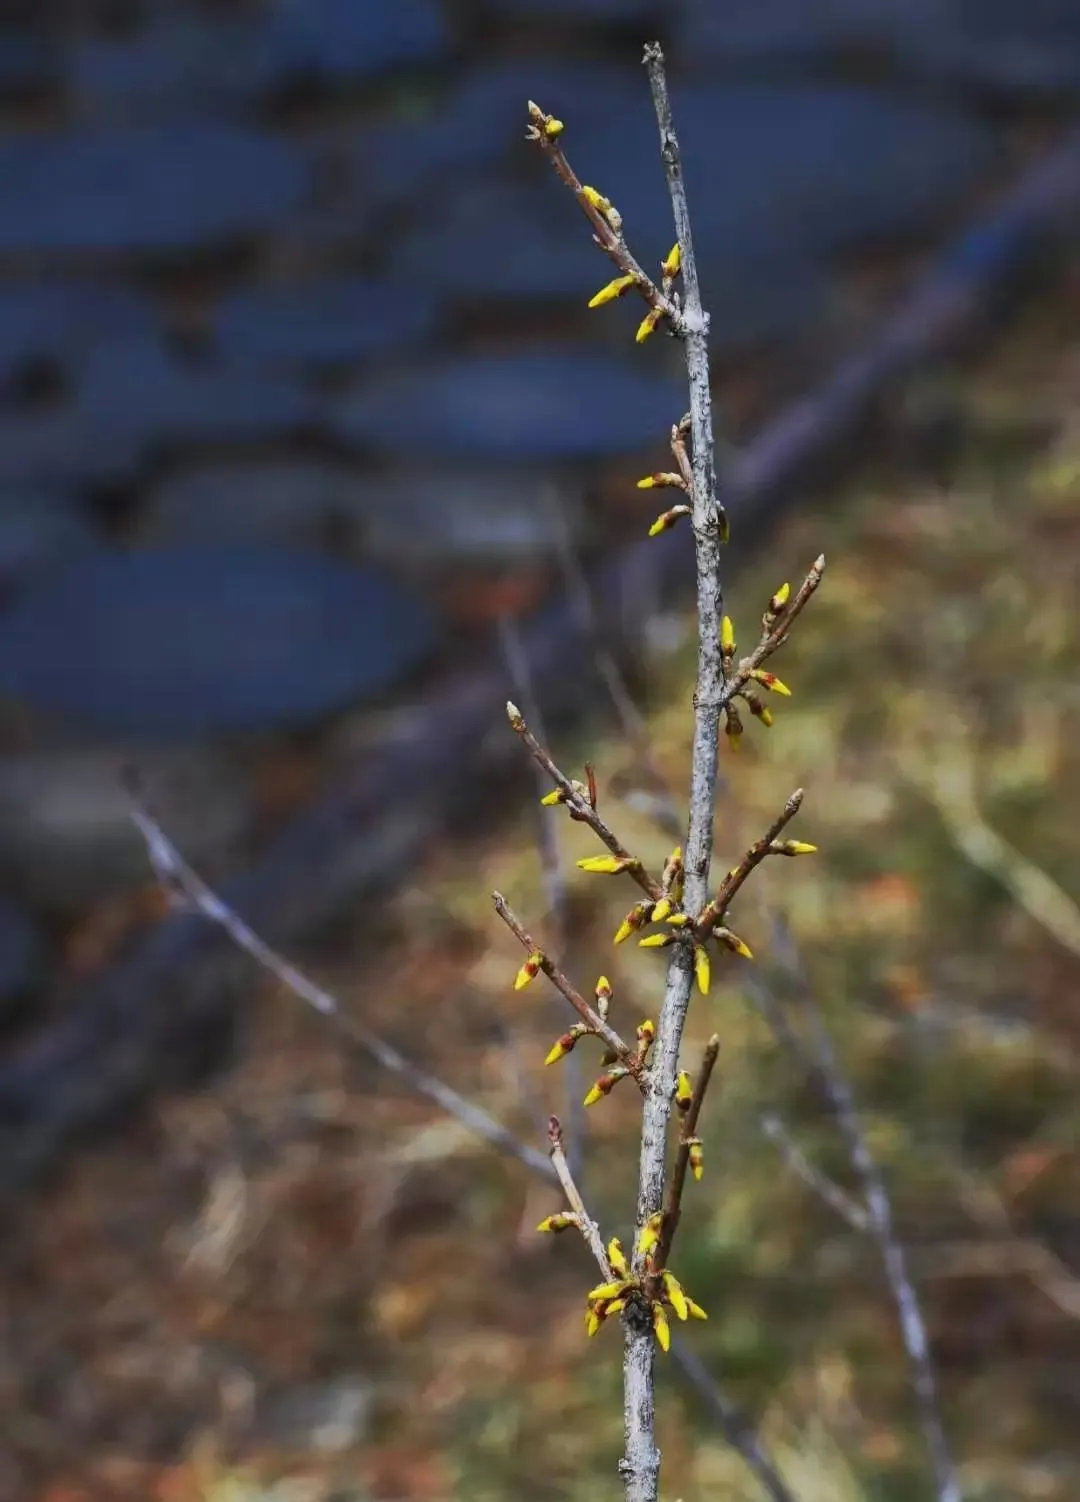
[677, 0, 1080, 95]
[215, 277, 440, 368]
[70, 0, 450, 119]
[0, 546, 436, 738]
[332, 350, 685, 460]
[0, 125, 308, 254]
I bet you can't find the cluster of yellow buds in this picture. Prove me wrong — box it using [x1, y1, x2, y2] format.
[581, 1222, 708, 1349]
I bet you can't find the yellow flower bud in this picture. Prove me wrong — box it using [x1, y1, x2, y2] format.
[614, 902, 650, 944]
[648, 505, 691, 537]
[585, 1306, 604, 1337]
[636, 1018, 655, 1052]
[661, 1270, 689, 1321]
[506, 699, 523, 727]
[581, 184, 613, 213]
[720, 615, 736, 655]
[636, 1211, 664, 1259]
[650, 897, 673, 924]
[661, 242, 681, 278]
[540, 787, 566, 806]
[674, 1071, 693, 1111]
[780, 840, 818, 856]
[666, 913, 690, 927]
[652, 1301, 671, 1352]
[587, 1279, 630, 1304]
[545, 1027, 584, 1066]
[636, 472, 684, 489]
[694, 945, 711, 996]
[544, 116, 565, 138]
[689, 1141, 705, 1181]
[537, 1212, 576, 1233]
[577, 854, 632, 874]
[751, 670, 792, 696]
[635, 307, 662, 343]
[583, 1069, 626, 1106]
[514, 951, 543, 990]
[769, 581, 791, 612]
[686, 1298, 708, 1320]
[716, 928, 753, 960]
[638, 933, 673, 949]
[608, 1238, 629, 1277]
[588, 274, 635, 309]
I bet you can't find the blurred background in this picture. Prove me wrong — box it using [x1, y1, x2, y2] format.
[1, 1, 1079, 1499]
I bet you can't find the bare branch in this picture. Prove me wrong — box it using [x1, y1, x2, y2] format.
[491, 892, 645, 1085]
[548, 1115, 611, 1276]
[761, 1113, 870, 1234]
[652, 1035, 721, 1275]
[506, 702, 665, 904]
[696, 788, 806, 936]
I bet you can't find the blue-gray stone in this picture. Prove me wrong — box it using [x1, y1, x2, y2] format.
[389, 179, 609, 298]
[215, 278, 439, 368]
[0, 491, 102, 590]
[71, 0, 449, 121]
[0, 124, 308, 253]
[332, 351, 685, 461]
[0, 281, 150, 382]
[350, 60, 641, 215]
[0, 896, 43, 1010]
[143, 462, 370, 549]
[561, 83, 996, 264]
[259, 0, 449, 82]
[0, 546, 436, 737]
[677, 0, 1080, 96]
[79, 339, 313, 447]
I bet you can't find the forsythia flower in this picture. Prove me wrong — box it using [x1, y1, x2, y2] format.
[638, 932, 673, 949]
[636, 471, 684, 489]
[577, 854, 634, 874]
[650, 897, 673, 923]
[539, 787, 566, 806]
[584, 1068, 627, 1106]
[614, 901, 651, 944]
[674, 1071, 693, 1111]
[608, 1238, 629, 1277]
[661, 1270, 688, 1320]
[588, 274, 635, 308]
[715, 927, 753, 960]
[514, 951, 543, 990]
[637, 1211, 664, 1259]
[694, 944, 711, 996]
[661, 242, 681, 278]
[544, 116, 565, 138]
[647, 504, 691, 536]
[652, 1301, 671, 1352]
[536, 1212, 576, 1233]
[636, 307, 663, 343]
[769, 581, 791, 612]
[778, 840, 817, 856]
[751, 670, 792, 696]
[545, 1024, 587, 1065]
[688, 1139, 705, 1180]
[720, 615, 736, 655]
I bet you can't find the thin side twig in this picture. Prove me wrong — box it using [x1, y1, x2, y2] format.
[492, 891, 645, 1085]
[548, 1115, 610, 1276]
[507, 703, 665, 905]
[696, 788, 805, 937]
[780, 951, 961, 1502]
[651, 1035, 721, 1276]
[128, 796, 555, 1183]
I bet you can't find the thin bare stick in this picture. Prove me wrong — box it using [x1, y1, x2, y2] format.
[492, 892, 644, 1084]
[696, 789, 806, 935]
[651, 1035, 720, 1276]
[761, 1113, 870, 1234]
[548, 1115, 610, 1276]
[506, 702, 664, 904]
[128, 796, 555, 1183]
[776, 947, 960, 1502]
[720, 555, 826, 709]
[499, 616, 587, 1167]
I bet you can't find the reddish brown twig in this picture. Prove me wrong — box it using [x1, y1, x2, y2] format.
[696, 790, 806, 937]
[507, 702, 665, 905]
[492, 892, 645, 1086]
[649, 1035, 721, 1282]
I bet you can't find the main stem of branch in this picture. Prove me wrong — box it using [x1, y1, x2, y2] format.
[621, 44, 725, 1502]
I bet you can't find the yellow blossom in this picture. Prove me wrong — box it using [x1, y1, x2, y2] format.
[588, 274, 635, 309]
[536, 1212, 576, 1233]
[751, 670, 792, 696]
[577, 854, 632, 874]
[689, 1141, 705, 1180]
[540, 787, 566, 805]
[769, 581, 791, 612]
[514, 952, 543, 990]
[651, 897, 673, 923]
[674, 1071, 693, 1111]
[694, 945, 711, 996]
[635, 307, 662, 343]
[716, 928, 753, 960]
[587, 1279, 631, 1304]
[780, 840, 818, 856]
[686, 1298, 708, 1320]
[637, 1211, 664, 1259]
[652, 1302, 671, 1352]
[661, 1270, 689, 1321]
[648, 505, 690, 536]
[720, 616, 736, 654]
[608, 1238, 629, 1277]
[638, 933, 673, 949]
[544, 116, 564, 138]
[661, 242, 681, 278]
